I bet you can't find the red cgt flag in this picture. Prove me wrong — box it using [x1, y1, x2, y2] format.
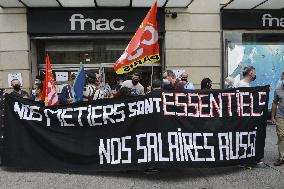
[42, 54, 59, 106]
[114, 1, 160, 74]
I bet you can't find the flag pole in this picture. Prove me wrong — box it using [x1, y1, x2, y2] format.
[151, 65, 153, 87]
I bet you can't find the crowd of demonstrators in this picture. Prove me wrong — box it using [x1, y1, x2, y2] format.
[271, 72, 284, 166]
[59, 73, 76, 105]
[9, 67, 284, 168]
[121, 71, 145, 96]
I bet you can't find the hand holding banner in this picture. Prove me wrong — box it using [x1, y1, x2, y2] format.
[114, 1, 160, 74]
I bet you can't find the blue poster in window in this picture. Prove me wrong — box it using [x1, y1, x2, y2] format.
[228, 44, 284, 109]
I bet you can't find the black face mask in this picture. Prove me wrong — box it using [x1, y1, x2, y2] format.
[252, 75, 256, 81]
[132, 80, 139, 85]
[13, 84, 21, 92]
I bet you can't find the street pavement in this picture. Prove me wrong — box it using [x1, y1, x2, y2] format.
[0, 124, 283, 189]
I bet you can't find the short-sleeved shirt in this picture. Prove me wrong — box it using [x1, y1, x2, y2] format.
[121, 80, 145, 96]
[184, 82, 195, 90]
[274, 86, 284, 118]
[236, 80, 250, 87]
[82, 84, 105, 101]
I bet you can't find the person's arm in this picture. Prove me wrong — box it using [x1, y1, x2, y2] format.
[121, 81, 126, 88]
[272, 91, 279, 124]
[141, 87, 145, 95]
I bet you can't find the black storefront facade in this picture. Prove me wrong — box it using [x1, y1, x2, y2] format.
[221, 9, 284, 109]
[28, 8, 165, 93]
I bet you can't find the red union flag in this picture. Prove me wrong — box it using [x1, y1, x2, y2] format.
[42, 54, 59, 106]
[114, 1, 159, 74]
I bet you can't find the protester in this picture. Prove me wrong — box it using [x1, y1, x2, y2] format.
[201, 78, 212, 90]
[103, 82, 112, 98]
[82, 72, 105, 102]
[234, 66, 263, 167]
[10, 79, 29, 98]
[121, 71, 145, 96]
[114, 87, 131, 99]
[59, 73, 76, 105]
[112, 76, 124, 92]
[180, 72, 194, 90]
[162, 70, 184, 90]
[31, 75, 44, 99]
[32, 83, 44, 102]
[271, 72, 284, 166]
[148, 78, 162, 96]
[236, 66, 256, 87]
[111, 76, 124, 97]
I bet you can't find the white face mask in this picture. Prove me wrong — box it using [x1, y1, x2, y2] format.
[32, 89, 36, 96]
[163, 79, 170, 86]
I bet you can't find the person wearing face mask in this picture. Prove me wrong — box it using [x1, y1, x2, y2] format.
[271, 72, 284, 166]
[162, 70, 184, 90]
[181, 72, 195, 90]
[201, 78, 212, 90]
[32, 83, 44, 103]
[10, 79, 29, 98]
[31, 75, 43, 99]
[121, 71, 145, 96]
[59, 73, 76, 105]
[236, 66, 256, 88]
[235, 66, 264, 168]
[83, 72, 105, 101]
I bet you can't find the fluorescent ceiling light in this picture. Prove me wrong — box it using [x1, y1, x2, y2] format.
[132, 0, 167, 7]
[96, 0, 130, 7]
[256, 0, 284, 9]
[58, 0, 96, 7]
[166, 0, 193, 7]
[225, 0, 265, 9]
[21, 0, 60, 7]
[0, 0, 24, 7]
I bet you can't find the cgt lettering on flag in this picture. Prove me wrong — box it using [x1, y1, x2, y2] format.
[114, 1, 160, 75]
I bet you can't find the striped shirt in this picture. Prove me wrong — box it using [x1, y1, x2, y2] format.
[82, 84, 105, 102]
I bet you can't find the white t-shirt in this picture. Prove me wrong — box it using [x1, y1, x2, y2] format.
[184, 82, 195, 90]
[236, 79, 250, 88]
[121, 80, 145, 96]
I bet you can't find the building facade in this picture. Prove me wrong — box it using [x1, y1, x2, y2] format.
[0, 0, 222, 92]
